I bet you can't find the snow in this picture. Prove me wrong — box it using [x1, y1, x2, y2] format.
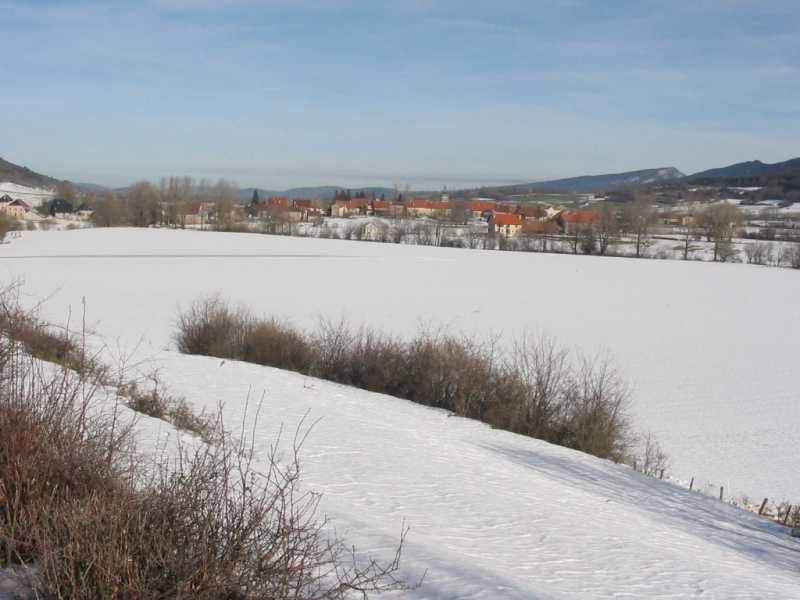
[1, 227, 799, 597]
[0, 182, 53, 207]
[119, 351, 798, 599]
[0, 228, 799, 505]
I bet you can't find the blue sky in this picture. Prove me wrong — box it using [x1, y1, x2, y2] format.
[2, 0, 799, 189]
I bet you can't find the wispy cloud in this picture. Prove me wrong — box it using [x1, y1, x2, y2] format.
[1, 0, 798, 187]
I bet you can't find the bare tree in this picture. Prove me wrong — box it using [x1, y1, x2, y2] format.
[595, 203, 619, 256]
[55, 181, 79, 203]
[0, 212, 10, 242]
[680, 217, 699, 260]
[126, 181, 161, 227]
[91, 189, 125, 227]
[213, 178, 239, 230]
[623, 197, 655, 258]
[698, 202, 743, 262]
[447, 198, 470, 225]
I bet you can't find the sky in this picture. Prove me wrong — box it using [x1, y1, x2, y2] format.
[1, 0, 799, 190]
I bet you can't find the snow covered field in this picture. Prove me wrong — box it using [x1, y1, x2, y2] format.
[1, 228, 798, 503]
[1, 227, 799, 598]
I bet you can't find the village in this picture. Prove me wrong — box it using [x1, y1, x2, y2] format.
[2, 184, 800, 267]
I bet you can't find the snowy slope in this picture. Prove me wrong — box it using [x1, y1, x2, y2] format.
[0, 182, 54, 207]
[4, 349, 799, 598]
[141, 352, 800, 598]
[0, 228, 799, 504]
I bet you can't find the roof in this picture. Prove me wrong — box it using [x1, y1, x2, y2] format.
[407, 198, 449, 210]
[517, 204, 546, 217]
[491, 213, 525, 226]
[523, 220, 560, 234]
[561, 208, 601, 224]
[333, 199, 365, 209]
[469, 200, 496, 212]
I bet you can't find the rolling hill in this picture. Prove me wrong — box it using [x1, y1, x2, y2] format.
[690, 157, 800, 180]
[524, 167, 685, 191]
[0, 157, 63, 189]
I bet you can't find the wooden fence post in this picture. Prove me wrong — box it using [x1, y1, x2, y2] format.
[719, 486, 724, 501]
[659, 469, 664, 480]
[689, 477, 694, 491]
[784, 505, 793, 525]
[758, 498, 768, 516]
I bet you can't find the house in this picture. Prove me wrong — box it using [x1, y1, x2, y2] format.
[291, 199, 325, 221]
[660, 211, 695, 227]
[469, 199, 496, 219]
[266, 196, 290, 208]
[517, 204, 546, 219]
[182, 201, 215, 226]
[330, 198, 369, 217]
[48, 198, 74, 219]
[73, 203, 94, 221]
[560, 208, 601, 234]
[369, 199, 401, 217]
[1, 199, 31, 219]
[405, 198, 449, 217]
[364, 220, 389, 240]
[488, 212, 525, 237]
[521, 219, 560, 235]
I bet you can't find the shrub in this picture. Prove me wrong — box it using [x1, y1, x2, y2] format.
[175, 297, 635, 462]
[0, 213, 10, 243]
[0, 288, 91, 374]
[242, 318, 314, 372]
[174, 296, 248, 358]
[1, 294, 410, 599]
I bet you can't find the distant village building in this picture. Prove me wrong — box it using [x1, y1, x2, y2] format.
[0, 198, 31, 219]
[488, 212, 525, 237]
[405, 198, 449, 218]
[48, 198, 74, 219]
[560, 208, 601, 234]
[469, 199, 496, 219]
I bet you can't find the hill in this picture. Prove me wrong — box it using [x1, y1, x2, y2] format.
[239, 185, 397, 202]
[525, 167, 684, 192]
[0, 157, 63, 189]
[688, 157, 800, 194]
[690, 157, 800, 180]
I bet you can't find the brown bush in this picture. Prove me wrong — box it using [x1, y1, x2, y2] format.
[29, 426, 408, 600]
[0, 301, 84, 372]
[242, 318, 314, 372]
[1, 294, 410, 599]
[174, 296, 249, 358]
[121, 378, 216, 442]
[0, 349, 132, 567]
[175, 297, 635, 462]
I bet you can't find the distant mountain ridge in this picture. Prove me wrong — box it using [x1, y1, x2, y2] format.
[689, 157, 800, 180]
[523, 167, 685, 192]
[239, 185, 396, 201]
